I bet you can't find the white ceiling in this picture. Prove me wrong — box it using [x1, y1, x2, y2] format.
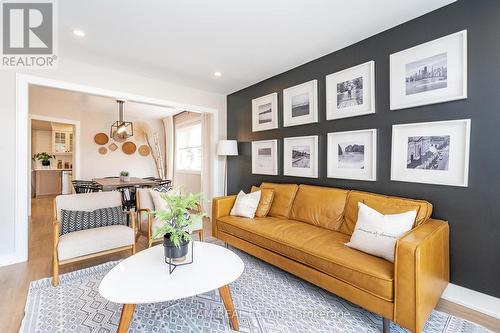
[59, 0, 455, 94]
[30, 85, 180, 119]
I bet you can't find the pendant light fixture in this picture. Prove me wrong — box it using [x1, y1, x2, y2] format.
[110, 99, 133, 140]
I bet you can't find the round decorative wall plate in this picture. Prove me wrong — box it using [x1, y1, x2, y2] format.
[122, 142, 137, 155]
[98, 147, 108, 155]
[94, 133, 109, 145]
[138, 145, 151, 156]
[108, 143, 118, 151]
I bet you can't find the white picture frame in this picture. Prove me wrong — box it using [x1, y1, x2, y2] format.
[326, 61, 375, 120]
[390, 30, 467, 110]
[283, 80, 318, 127]
[283, 136, 318, 178]
[252, 140, 278, 175]
[327, 129, 377, 181]
[252, 93, 278, 132]
[391, 119, 471, 187]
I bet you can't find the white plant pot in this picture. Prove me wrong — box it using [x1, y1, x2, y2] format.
[120, 176, 130, 182]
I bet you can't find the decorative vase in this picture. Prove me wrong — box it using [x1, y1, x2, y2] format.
[163, 234, 189, 261]
[41, 160, 50, 167]
[120, 176, 130, 182]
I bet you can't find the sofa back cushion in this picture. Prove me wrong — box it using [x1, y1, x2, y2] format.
[339, 190, 433, 235]
[290, 184, 349, 230]
[55, 191, 122, 222]
[260, 182, 299, 218]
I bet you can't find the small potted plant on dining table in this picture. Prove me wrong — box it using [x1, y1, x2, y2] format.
[119, 170, 130, 182]
[152, 190, 205, 262]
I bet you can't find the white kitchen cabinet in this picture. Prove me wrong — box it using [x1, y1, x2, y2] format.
[52, 131, 73, 153]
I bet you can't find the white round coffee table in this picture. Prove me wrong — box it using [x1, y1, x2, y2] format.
[99, 241, 244, 332]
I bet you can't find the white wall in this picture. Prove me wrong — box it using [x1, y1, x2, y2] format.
[2, 57, 226, 262]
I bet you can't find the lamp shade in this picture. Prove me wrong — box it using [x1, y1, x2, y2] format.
[217, 140, 238, 156]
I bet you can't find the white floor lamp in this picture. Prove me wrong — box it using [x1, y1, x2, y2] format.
[217, 140, 238, 196]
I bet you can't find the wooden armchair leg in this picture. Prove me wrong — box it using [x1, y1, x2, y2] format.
[53, 256, 59, 287]
[198, 230, 204, 242]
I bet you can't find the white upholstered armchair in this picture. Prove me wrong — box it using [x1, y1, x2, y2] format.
[52, 191, 136, 286]
[136, 188, 204, 247]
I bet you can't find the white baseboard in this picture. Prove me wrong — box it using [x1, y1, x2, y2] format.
[0, 253, 24, 267]
[442, 283, 500, 319]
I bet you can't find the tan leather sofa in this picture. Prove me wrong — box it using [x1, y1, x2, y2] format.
[212, 182, 449, 333]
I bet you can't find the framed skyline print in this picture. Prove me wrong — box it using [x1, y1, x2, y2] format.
[326, 61, 375, 120]
[327, 129, 377, 181]
[283, 135, 318, 178]
[391, 119, 471, 187]
[390, 30, 467, 110]
[252, 92, 278, 132]
[252, 140, 278, 175]
[283, 80, 318, 127]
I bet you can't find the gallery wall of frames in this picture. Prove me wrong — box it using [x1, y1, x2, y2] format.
[226, 1, 500, 298]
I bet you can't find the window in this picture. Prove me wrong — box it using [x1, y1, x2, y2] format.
[176, 121, 202, 172]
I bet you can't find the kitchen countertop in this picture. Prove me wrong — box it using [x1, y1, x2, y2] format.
[32, 168, 72, 172]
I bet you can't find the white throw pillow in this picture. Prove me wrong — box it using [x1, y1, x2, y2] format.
[230, 190, 262, 219]
[345, 202, 417, 263]
[149, 189, 170, 212]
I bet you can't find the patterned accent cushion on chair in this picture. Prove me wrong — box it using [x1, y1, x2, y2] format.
[60, 206, 126, 235]
[153, 184, 172, 193]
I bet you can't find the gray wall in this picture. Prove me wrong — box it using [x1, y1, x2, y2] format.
[226, 0, 500, 298]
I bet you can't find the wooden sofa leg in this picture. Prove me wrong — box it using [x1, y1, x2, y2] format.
[132, 242, 136, 255]
[382, 318, 390, 333]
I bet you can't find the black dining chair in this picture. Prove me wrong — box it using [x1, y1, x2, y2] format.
[72, 180, 102, 193]
[116, 185, 138, 211]
[143, 177, 172, 191]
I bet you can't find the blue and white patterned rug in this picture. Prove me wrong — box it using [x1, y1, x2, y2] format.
[20, 247, 491, 333]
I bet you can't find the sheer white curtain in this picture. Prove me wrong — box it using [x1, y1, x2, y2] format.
[162, 116, 174, 180]
[200, 112, 212, 212]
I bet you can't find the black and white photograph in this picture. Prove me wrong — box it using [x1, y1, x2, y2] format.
[291, 146, 310, 168]
[283, 80, 318, 127]
[326, 61, 375, 120]
[406, 135, 450, 170]
[390, 30, 467, 110]
[328, 129, 376, 181]
[291, 93, 310, 118]
[252, 93, 278, 132]
[252, 140, 278, 175]
[405, 53, 447, 96]
[257, 103, 273, 124]
[391, 119, 470, 187]
[337, 77, 363, 108]
[338, 143, 364, 169]
[284, 136, 318, 178]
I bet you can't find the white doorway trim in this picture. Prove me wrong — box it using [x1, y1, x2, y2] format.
[14, 73, 220, 265]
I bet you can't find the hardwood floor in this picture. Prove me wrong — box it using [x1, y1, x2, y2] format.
[0, 197, 498, 333]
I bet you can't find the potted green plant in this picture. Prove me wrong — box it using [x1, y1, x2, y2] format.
[120, 171, 130, 182]
[152, 190, 205, 261]
[33, 152, 55, 167]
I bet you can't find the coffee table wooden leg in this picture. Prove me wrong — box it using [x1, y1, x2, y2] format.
[219, 285, 239, 331]
[117, 303, 136, 333]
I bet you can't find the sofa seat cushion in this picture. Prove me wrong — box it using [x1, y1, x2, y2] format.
[58, 225, 134, 261]
[217, 216, 394, 301]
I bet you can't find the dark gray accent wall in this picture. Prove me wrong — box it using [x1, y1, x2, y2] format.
[226, 0, 500, 298]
